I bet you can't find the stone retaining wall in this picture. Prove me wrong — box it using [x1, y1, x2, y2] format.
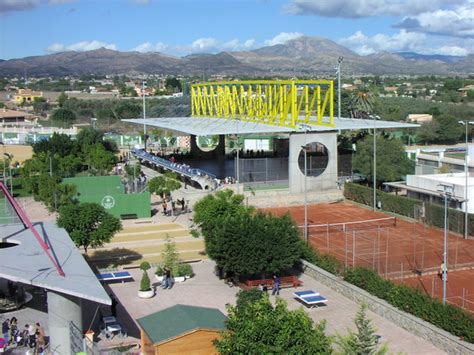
[301, 259, 474, 355]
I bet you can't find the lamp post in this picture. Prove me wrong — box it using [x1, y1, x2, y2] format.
[437, 183, 454, 304]
[458, 120, 474, 239]
[91, 117, 97, 129]
[142, 80, 147, 152]
[299, 124, 311, 244]
[335, 57, 343, 119]
[371, 115, 381, 210]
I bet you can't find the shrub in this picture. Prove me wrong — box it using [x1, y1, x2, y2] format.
[140, 261, 151, 272]
[140, 271, 151, 291]
[343, 266, 474, 343]
[155, 265, 164, 276]
[299, 241, 342, 275]
[175, 263, 193, 277]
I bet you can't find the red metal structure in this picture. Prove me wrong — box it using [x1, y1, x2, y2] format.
[1, 181, 65, 276]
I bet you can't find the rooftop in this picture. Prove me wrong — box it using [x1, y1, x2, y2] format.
[0, 221, 110, 305]
[137, 304, 227, 345]
[123, 116, 418, 136]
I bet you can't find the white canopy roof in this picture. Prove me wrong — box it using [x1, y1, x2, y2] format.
[123, 116, 418, 136]
[0, 222, 111, 305]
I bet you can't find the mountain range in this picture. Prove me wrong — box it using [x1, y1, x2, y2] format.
[0, 36, 472, 77]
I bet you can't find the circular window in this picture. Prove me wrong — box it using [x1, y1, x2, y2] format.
[298, 142, 329, 177]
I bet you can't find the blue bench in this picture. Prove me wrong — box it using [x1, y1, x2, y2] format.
[96, 271, 133, 283]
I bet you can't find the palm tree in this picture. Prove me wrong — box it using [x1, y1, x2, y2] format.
[349, 91, 374, 118]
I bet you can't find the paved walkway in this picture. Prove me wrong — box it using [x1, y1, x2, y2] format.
[100, 260, 445, 354]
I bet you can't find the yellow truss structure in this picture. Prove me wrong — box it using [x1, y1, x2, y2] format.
[191, 80, 334, 128]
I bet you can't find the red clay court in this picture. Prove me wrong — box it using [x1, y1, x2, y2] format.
[264, 202, 474, 313]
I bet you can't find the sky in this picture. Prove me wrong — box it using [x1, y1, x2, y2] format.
[0, 0, 472, 60]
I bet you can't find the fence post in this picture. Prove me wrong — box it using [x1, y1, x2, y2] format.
[352, 230, 356, 267]
[401, 263, 404, 283]
[462, 288, 466, 309]
[326, 224, 329, 252]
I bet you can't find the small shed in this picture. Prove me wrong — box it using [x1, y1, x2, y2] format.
[137, 304, 227, 354]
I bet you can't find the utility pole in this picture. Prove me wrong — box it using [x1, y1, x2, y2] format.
[458, 120, 474, 238]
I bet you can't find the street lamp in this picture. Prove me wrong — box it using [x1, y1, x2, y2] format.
[458, 120, 474, 239]
[437, 183, 454, 304]
[91, 117, 97, 129]
[142, 80, 147, 152]
[371, 115, 380, 211]
[299, 124, 311, 244]
[335, 56, 343, 119]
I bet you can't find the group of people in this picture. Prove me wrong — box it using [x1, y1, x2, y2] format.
[1, 318, 46, 352]
[161, 196, 187, 216]
[258, 275, 281, 296]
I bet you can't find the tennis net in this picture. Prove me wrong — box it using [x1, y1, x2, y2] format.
[304, 216, 397, 233]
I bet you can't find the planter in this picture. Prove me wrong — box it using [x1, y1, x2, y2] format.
[155, 275, 164, 283]
[174, 276, 186, 283]
[138, 289, 154, 299]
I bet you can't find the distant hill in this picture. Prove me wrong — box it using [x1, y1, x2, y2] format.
[396, 52, 464, 63]
[0, 36, 472, 77]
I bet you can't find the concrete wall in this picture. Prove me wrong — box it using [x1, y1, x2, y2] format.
[289, 131, 338, 194]
[301, 260, 474, 355]
[48, 291, 83, 355]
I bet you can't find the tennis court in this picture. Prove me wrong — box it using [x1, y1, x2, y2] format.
[264, 202, 474, 311]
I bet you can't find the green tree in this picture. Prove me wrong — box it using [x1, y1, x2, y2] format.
[26, 173, 77, 211]
[193, 189, 301, 276]
[148, 172, 182, 197]
[335, 303, 388, 355]
[85, 143, 117, 174]
[161, 235, 180, 274]
[33, 97, 50, 114]
[353, 135, 414, 184]
[215, 295, 332, 354]
[57, 202, 122, 253]
[417, 121, 440, 144]
[115, 100, 141, 119]
[51, 108, 76, 127]
[57, 92, 68, 107]
[434, 114, 462, 144]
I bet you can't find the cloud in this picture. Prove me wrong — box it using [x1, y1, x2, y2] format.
[284, 0, 466, 18]
[264, 32, 303, 46]
[132, 42, 168, 53]
[434, 46, 469, 56]
[46, 40, 117, 53]
[0, 0, 39, 13]
[339, 30, 427, 55]
[191, 38, 219, 52]
[48, 0, 75, 4]
[339, 29, 473, 56]
[395, 3, 474, 38]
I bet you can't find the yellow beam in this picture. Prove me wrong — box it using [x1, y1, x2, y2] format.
[190, 80, 335, 128]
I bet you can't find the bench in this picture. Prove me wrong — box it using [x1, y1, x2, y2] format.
[96, 271, 134, 283]
[120, 213, 138, 220]
[240, 275, 302, 290]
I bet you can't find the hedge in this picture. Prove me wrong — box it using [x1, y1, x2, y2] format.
[301, 243, 474, 343]
[344, 182, 474, 235]
[344, 267, 474, 343]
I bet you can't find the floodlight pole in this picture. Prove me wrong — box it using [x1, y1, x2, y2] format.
[336, 57, 343, 119]
[373, 116, 377, 211]
[142, 80, 147, 152]
[458, 120, 474, 239]
[438, 183, 454, 304]
[304, 128, 308, 244]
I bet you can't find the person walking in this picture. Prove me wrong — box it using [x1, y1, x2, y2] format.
[271, 275, 281, 296]
[2, 319, 9, 346]
[110, 294, 118, 318]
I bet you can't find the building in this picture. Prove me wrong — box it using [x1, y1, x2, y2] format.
[12, 89, 43, 104]
[407, 114, 433, 123]
[387, 173, 470, 213]
[0, 108, 35, 126]
[137, 304, 227, 354]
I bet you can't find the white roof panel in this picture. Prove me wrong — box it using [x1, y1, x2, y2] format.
[0, 222, 111, 305]
[123, 117, 418, 135]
